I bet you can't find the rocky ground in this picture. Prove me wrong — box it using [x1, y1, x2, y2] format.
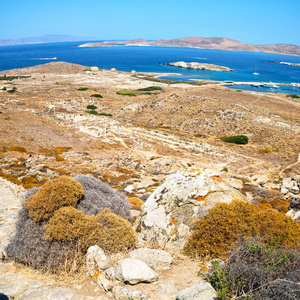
[0, 62, 299, 299]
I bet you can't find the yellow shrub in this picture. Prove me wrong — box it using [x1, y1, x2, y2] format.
[8, 146, 27, 153]
[24, 176, 84, 222]
[127, 197, 144, 210]
[183, 200, 300, 259]
[44, 207, 136, 253]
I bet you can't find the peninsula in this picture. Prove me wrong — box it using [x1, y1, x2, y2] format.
[79, 37, 300, 56]
[163, 61, 233, 71]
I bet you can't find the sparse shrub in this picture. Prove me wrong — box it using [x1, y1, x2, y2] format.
[183, 200, 300, 259]
[86, 104, 97, 110]
[137, 86, 162, 91]
[127, 197, 144, 210]
[141, 92, 156, 95]
[207, 238, 300, 299]
[222, 135, 248, 145]
[39, 147, 71, 155]
[74, 175, 132, 221]
[90, 94, 103, 98]
[44, 207, 135, 253]
[77, 87, 89, 91]
[286, 94, 300, 99]
[85, 109, 98, 115]
[116, 90, 136, 96]
[98, 113, 112, 117]
[55, 155, 65, 161]
[24, 176, 84, 222]
[7, 87, 17, 93]
[6, 176, 136, 273]
[8, 146, 27, 153]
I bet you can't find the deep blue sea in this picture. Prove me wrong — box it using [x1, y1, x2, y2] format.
[1, 41, 300, 95]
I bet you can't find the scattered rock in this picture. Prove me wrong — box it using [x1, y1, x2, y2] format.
[134, 168, 246, 248]
[157, 283, 177, 299]
[114, 258, 158, 284]
[86, 245, 113, 291]
[112, 286, 150, 300]
[129, 248, 172, 270]
[176, 282, 217, 300]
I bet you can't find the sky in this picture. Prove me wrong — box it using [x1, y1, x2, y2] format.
[0, 0, 299, 45]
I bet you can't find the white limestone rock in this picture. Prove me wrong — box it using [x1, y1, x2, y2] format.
[112, 286, 150, 300]
[86, 245, 112, 291]
[176, 282, 217, 300]
[114, 258, 158, 285]
[129, 248, 172, 270]
[134, 168, 246, 248]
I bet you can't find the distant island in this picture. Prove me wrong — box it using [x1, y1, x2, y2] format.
[79, 37, 300, 56]
[0, 34, 94, 46]
[162, 61, 233, 71]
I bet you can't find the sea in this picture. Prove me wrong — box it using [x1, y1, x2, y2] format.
[1, 41, 300, 95]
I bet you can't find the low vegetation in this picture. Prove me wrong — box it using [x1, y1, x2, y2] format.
[222, 135, 249, 144]
[77, 87, 89, 91]
[6, 175, 135, 273]
[286, 94, 300, 99]
[183, 200, 300, 259]
[0, 75, 30, 81]
[90, 94, 103, 98]
[116, 89, 136, 96]
[86, 104, 97, 110]
[137, 86, 162, 91]
[207, 239, 300, 299]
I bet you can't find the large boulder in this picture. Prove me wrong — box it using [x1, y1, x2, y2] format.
[114, 258, 158, 285]
[134, 168, 246, 248]
[129, 248, 172, 270]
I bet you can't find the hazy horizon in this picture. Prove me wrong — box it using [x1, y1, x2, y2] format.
[0, 0, 299, 46]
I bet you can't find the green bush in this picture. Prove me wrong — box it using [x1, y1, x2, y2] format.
[207, 238, 300, 299]
[141, 92, 156, 95]
[98, 113, 112, 117]
[87, 105, 97, 110]
[90, 94, 103, 98]
[77, 87, 89, 91]
[222, 135, 249, 144]
[85, 110, 98, 115]
[116, 90, 136, 96]
[286, 94, 300, 99]
[7, 87, 17, 93]
[137, 86, 162, 91]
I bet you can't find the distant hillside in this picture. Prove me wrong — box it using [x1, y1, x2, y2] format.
[79, 37, 300, 56]
[0, 34, 94, 46]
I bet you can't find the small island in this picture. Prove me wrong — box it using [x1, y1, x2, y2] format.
[163, 61, 234, 72]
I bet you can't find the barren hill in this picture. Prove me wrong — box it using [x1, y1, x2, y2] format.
[79, 37, 300, 56]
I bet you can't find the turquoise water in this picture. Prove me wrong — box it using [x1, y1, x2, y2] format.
[0, 41, 300, 94]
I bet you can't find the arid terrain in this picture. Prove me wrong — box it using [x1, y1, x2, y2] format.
[79, 37, 300, 56]
[0, 61, 299, 298]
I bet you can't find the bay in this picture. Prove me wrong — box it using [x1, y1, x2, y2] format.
[0, 41, 300, 95]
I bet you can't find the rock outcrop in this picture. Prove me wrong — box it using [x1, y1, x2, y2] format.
[134, 168, 246, 248]
[164, 61, 233, 71]
[176, 282, 217, 300]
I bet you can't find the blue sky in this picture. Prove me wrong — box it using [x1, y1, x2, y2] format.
[0, 0, 299, 45]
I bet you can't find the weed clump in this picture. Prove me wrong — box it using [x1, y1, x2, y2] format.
[87, 104, 97, 110]
[183, 200, 300, 259]
[77, 87, 89, 91]
[74, 175, 132, 221]
[6, 175, 136, 273]
[137, 86, 162, 91]
[222, 135, 248, 145]
[8, 146, 27, 153]
[90, 94, 103, 98]
[207, 238, 300, 299]
[24, 176, 84, 222]
[116, 90, 136, 96]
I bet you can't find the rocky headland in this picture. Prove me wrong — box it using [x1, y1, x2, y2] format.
[0, 62, 299, 299]
[163, 61, 233, 71]
[78, 37, 300, 56]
